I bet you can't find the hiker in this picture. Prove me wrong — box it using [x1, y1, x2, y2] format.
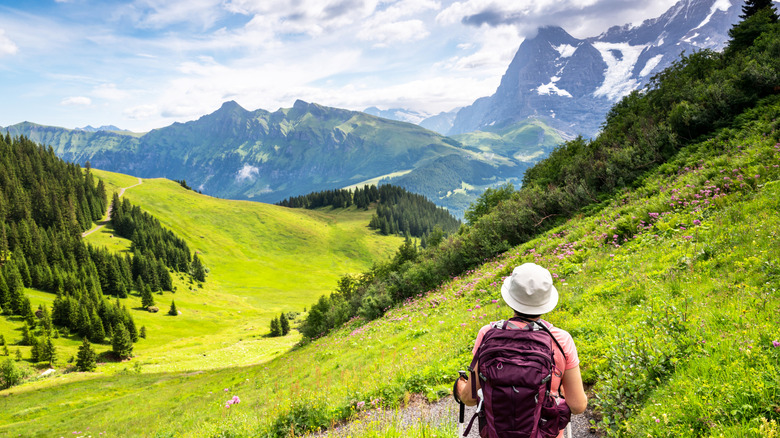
[454, 263, 587, 438]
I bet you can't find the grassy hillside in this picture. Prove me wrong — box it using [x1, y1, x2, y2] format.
[2, 94, 779, 438]
[0, 169, 403, 379]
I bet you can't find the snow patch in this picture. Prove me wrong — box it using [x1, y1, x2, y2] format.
[640, 54, 664, 77]
[693, 0, 731, 30]
[537, 76, 573, 98]
[592, 42, 647, 100]
[683, 32, 700, 43]
[236, 164, 260, 182]
[553, 43, 577, 58]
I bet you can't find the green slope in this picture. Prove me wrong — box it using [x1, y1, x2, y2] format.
[0, 168, 404, 379]
[2, 87, 779, 438]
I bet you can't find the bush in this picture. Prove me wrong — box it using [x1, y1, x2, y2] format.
[0, 358, 33, 389]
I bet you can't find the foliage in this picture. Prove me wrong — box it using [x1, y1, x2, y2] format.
[111, 322, 133, 360]
[0, 357, 33, 390]
[75, 337, 96, 372]
[168, 300, 177, 316]
[463, 183, 516, 226]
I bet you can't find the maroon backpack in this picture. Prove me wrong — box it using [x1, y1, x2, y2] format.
[464, 318, 571, 438]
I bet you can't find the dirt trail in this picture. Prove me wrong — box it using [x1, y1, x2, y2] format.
[310, 395, 596, 437]
[81, 178, 143, 237]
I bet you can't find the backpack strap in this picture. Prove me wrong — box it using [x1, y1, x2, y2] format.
[510, 317, 569, 394]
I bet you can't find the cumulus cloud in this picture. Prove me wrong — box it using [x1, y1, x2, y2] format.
[438, 0, 678, 38]
[223, 0, 379, 36]
[236, 164, 260, 182]
[0, 30, 19, 56]
[356, 0, 440, 46]
[61, 96, 92, 106]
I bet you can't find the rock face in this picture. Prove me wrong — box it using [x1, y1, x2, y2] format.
[449, 0, 742, 137]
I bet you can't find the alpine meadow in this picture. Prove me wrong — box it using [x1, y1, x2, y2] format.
[2, 1, 780, 437]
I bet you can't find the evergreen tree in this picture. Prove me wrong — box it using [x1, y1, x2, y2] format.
[269, 317, 281, 337]
[141, 284, 155, 308]
[20, 322, 32, 346]
[139, 326, 146, 339]
[111, 322, 133, 360]
[14, 349, 22, 361]
[740, 0, 778, 20]
[76, 337, 97, 372]
[2, 345, 8, 357]
[168, 300, 178, 316]
[40, 335, 56, 366]
[280, 312, 290, 336]
[191, 254, 206, 282]
[30, 336, 40, 362]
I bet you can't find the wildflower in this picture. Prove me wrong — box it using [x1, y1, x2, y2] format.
[224, 388, 229, 392]
[773, 340, 780, 348]
[232, 395, 240, 404]
[693, 219, 701, 226]
[357, 401, 366, 409]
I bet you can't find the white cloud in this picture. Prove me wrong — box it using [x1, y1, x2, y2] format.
[61, 96, 92, 106]
[236, 164, 259, 182]
[437, 0, 679, 38]
[0, 30, 19, 56]
[358, 19, 430, 46]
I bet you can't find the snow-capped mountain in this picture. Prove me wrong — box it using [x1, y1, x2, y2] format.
[362, 107, 433, 125]
[449, 0, 742, 137]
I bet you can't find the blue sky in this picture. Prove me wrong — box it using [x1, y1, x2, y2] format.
[0, 0, 682, 132]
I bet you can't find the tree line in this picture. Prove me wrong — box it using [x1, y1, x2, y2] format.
[278, 184, 460, 242]
[299, 9, 780, 340]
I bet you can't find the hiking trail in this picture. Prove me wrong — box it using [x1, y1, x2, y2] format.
[81, 178, 143, 237]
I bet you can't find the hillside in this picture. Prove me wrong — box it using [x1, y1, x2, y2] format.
[0, 168, 403, 382]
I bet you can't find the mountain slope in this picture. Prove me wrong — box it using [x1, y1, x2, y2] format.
[449, 0, 742, 137]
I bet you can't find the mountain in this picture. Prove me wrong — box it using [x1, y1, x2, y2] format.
[362, 107, 433, 125]
[77, 125, 126, 133]
[363, 107, 461, 135]
[449, 0, 742, 136]
[2, 100, 522, 216]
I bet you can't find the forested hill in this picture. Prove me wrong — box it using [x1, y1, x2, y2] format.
[0, 135, 201, 362]
[0, 134, 140, 359]
[277, 184, 461, 242]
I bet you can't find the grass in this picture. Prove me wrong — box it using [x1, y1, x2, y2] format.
[1, 104, 779, 437]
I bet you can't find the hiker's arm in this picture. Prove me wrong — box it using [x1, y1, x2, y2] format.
[561, 366, 587, 414]
[455, 367, 481, 407]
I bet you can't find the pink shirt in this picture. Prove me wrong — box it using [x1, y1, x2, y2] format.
[472, 320, 580, 438]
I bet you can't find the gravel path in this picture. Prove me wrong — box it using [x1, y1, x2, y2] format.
[309, 395, 597, 437]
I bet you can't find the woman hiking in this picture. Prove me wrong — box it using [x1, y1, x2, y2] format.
[454, 263, 587, 437]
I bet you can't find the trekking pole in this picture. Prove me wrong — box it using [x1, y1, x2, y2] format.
[458, 401, 465, 437]
[565, 422, 572, 438]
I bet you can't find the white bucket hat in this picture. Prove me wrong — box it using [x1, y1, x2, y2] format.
[501, 263, 558, 315]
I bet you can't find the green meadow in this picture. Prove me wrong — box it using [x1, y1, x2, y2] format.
[1, 170, 403, 380]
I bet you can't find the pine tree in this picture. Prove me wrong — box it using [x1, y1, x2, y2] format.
[76, 337, 97, 372]
[191, 254, 206, 282]
[139, 326, 146, 339]
[740, 0, 778, 20]
[30, 336, 40, 362]
[14, 348, 22, 361]
[111, 322, 133, 360]
[20, 322, 32, 346]
[40, 335, 56, 366]
[280, 312, 290, 336]
[269, 317, 281, 337]
[168, 300, 178, 316]
[141, 284, 155, 308]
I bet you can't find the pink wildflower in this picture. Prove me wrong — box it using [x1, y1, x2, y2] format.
[773, 340, 780, 348]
